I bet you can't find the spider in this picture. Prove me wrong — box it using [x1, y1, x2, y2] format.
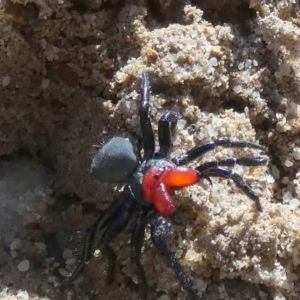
[61, 73, 268, 299]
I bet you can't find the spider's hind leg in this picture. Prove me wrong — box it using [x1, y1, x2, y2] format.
[98, 205, 134, 284]
[131, 209, 149, 300]
[60, 188, 135, 289]
[60, 222, 98, 290]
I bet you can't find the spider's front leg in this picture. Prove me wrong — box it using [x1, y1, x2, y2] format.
[140, 73, 155, 159]
[139, 73, 180, 160]
[196, 156, 268, 211]
[149, 212, 199, 300]
[172, 138, 267, 166]
[156, 110, 179, 159]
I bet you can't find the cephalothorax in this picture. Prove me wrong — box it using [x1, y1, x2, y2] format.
[61, 73, 268, 299]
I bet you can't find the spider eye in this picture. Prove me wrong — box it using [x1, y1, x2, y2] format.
[90, 137, 138, 183]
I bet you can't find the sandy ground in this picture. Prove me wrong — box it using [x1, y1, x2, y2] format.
[0, 0, 300, 299]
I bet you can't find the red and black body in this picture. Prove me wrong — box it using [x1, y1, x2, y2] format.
[61, 73, 268, 300]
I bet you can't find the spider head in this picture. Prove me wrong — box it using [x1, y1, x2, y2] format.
[90, 137, 138, 183]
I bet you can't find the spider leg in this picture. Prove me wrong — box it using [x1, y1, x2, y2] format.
[60, 187, 135, 289]
[199, 166, 263, 211]
[98, 204, 135, 284]
[172, 138, 267, 165]
[150, 213, 199, 300]
[130, 209, 149, 300]
[60, 222, 98, 289]
[140, 72, 155, 159]
[196, 156, 268, 172]
[156, 111, 179, 158]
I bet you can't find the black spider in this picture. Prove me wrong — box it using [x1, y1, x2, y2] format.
[61, 73, 268, 299]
